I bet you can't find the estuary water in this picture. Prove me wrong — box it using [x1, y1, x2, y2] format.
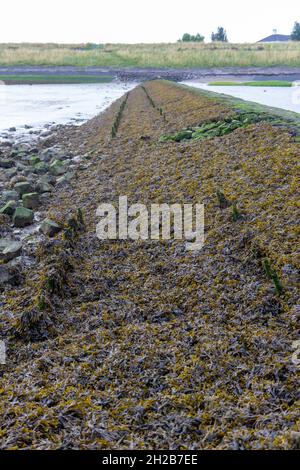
[0, 81, 137, 138]
[181, 81, 300, 115]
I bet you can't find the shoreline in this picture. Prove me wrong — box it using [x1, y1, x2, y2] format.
[1, 65, 300, 83]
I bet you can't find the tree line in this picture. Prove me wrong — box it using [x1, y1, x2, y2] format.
[179, 22, 300, 42]
[179, 27, 227, 43]
[291, 22, 300, 40]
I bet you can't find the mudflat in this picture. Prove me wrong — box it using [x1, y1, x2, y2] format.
[1, 65, 300, 83]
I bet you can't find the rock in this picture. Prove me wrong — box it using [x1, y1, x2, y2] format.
[0, 264, 20, 286]
[22, 192, 40, 209]
[0, 200, 17, 216]
[0, 159, 14, 168]
[10, 175, 27, 187]
[2, 190, 19, 202]
[57, 155, 70, 162]
[13, 207, 34, 227]
[26, 174, 36, 183]
[72, 155, 83, 163]
[33, 162, 48, 174]
[39, 147, 58, 162]
[40, 130, 52, 137]
[1, 141, 12, 148]
[39, 174, 56, 185]
[14, 181, 34, 197]
[65, 171, 75, 181]
[0, 265, 13, 285]
[35, 181, 53, 193]
[5, 168, 17, 179]
[0, 239, 22, 262]
[39, 150, 51, 162]
[40, 218, 61, 237]
[39, 193, 51, 204]
[8, 127, 16, 132]
[15, 143, 31, 153]
[29, 156, 40, 165]
[22, 167, 35, 177]
[16, 162, 27, 171]
[40, 135, 56, 147]
[56, 176, 67, 186]
[49, 159, 66, 176]
[56, 171, 75, 186]
[10, 149, 19, 158]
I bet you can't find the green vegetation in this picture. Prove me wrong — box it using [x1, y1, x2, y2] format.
[0, 74, 112, 84]
[291, 21, 300, 41]
[159, 111, 281, 143]
[2, 42, 300, 67]
[211, 26, 228, 42]
[232, 204, 242, 222]
[141, 86, 167, 120]
[179, 33, 205, 42]
[208, 80, 293, 87]
[217, 190, 230, 209]
[111, 92, 130, 137]
[178, 81, 300, 133]
[263, 258, 284, 295]
[141, 85, 156, 107]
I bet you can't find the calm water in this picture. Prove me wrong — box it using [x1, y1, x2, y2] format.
[181, 82, 300, 115]
[2, 81, 299, 141]
[0, 82, 137, 136]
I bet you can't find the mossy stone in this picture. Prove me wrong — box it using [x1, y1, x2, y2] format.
[13, 206, 34, 227]
[22, 192, 40, 209]
[0, 200, 17, 216]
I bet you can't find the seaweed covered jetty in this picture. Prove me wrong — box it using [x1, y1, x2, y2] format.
[0, 81, 299, 450]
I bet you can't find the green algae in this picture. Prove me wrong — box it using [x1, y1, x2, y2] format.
[159, 112, 289, 143]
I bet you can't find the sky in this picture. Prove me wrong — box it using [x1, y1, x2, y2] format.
[0, 0, 299, 43]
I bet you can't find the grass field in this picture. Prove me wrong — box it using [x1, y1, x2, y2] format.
[1, 42, 300, 67]
[0, 74, 112, 84]
[208, 80, 294, 86]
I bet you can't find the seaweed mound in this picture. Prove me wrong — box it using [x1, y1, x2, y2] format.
[0, 81, 299, 450]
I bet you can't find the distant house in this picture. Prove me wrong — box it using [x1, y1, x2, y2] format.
[258, 30, 291, 43]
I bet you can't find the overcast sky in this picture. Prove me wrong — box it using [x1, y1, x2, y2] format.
[0, 0, 298, 43]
